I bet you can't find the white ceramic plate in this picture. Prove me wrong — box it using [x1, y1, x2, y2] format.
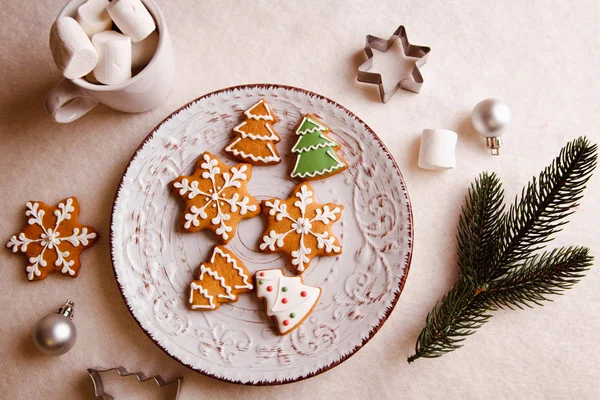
[110, 84, 413, 384]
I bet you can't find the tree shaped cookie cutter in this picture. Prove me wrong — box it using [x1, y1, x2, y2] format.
[357, 25, 431, 103]
[87, 367, 183, 399]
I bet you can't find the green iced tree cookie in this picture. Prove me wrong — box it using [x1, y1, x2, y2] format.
[290, 114, 347, 180]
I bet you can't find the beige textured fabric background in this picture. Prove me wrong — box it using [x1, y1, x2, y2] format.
[1, 0, 599, 399]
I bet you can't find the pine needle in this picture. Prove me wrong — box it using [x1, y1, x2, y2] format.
[408, 137, 597, 363]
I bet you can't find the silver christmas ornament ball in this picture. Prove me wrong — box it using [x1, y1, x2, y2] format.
[472, 98, 511, 155]
[471, 98, 511, 138]
[33, 300, 77, 356]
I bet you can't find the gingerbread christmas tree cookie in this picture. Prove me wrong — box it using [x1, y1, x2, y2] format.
[225, 99, 282, 165]
[290, 114, 347, 180]
[259, 182, 343, 273]
[255, 268, 321, 335]
[6, 197, 98, 281]
[188, 245, 253, 310]
[171, 152, 261, 244]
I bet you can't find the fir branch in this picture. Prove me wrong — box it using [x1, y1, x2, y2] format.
[407, 280, 492, 363]
[482, 247, 593, 310]
[490, 137, 597, 279]
[408, 137, 597, 363]
[456, 172, 505, 285]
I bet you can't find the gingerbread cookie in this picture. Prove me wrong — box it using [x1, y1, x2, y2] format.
[171, 152, 261, 244]
[225, 99, 282, 165]
[290, 114, 347, 180]
[188, 245, 254, 310]
[259, 182, 343, 273]
[255, 268, 321, 335]
[6, 197, 98, 281]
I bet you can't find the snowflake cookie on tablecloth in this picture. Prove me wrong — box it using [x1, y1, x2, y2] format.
[259, 182, 343, 274]
[188, 245, 254, 310]
[170, 152, 261, 244]
[255, 268, 321, 335]
[6, 197, 98, 281]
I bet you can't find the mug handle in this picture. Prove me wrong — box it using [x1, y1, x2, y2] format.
[45, 79, 99, 123]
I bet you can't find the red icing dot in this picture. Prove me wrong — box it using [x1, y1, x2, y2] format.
[282, 298, 288, 304]
[267, 286, 273, 292]
[283, 320, 290, 326]
[301, 291, 307, 297]
[259, 272, 265, 277]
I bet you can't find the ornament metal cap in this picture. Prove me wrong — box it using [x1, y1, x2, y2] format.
[486, 137, 502, 156]
[57, 300, 75, 319]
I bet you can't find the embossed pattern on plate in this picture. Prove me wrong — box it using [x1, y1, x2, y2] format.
[110, 84, 413, 384]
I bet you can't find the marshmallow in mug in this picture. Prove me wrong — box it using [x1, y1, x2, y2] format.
[131, 30, 159, 69]
[418, 129, 458, 171]
[76, 0, 112, 37]
[49, 17, 98, 79]
[92, 31, 132, 85]
[107, 0, 156, 42]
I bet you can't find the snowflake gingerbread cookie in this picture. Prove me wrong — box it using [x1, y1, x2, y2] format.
[224, 99, 282, 165]
[171, 152, 261, 244]
[255, 268, 321, 335]
[259, 182, 343, 273]
[188, 245, 254, 310]
[6, 197, 98, 281]
[290, 114, 348, 180]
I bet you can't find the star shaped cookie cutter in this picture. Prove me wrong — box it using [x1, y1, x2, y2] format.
[357, 25, 431, 103]
[87, 367, 183, 399]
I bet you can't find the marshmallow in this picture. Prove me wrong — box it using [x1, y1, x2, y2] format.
[85, 71, 100, 84]
[131, 30, 159, 69]
[49, 17, 98, 79]
[418, 129, 458, 171]
[92, 31, 132, 85]
[76, 0, 113, 37]
[106, 0, 156, 43]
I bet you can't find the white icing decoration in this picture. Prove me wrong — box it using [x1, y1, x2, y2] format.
[265, 200, 289, 221]
[314, 231, 341, 253]
[189, 282, 216, 309]
[290, 242, 311, 271]
[6, 198, 97, 280]
[244, 99, 274, 121]
[294, 116, 328, 135]
[259, 184, 342, 272]
[312, 205, 342, 224]
[255, 269, 321, 334]
[233, 121, 279, 141]
[290, 149, 346, 179]
[211, 247, 253, 290]
[225, 138, 281, 162]
[291, 140, 336, 153]
[291, 217, 312, 234]
[174, 153, 258, 241]
[199, 264, 235, 300]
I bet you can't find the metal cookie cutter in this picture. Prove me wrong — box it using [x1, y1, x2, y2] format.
[357, 25, 431, 103]
[88, 367, 183, 399]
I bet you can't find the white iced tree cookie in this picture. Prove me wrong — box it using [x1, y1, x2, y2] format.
[171, 152, 261, 244]
[255, 268, 321, 335]
[6, 197, 98, 281]
[259, 182, 343, 274]
[224, 99, 282, 165]
[188, 245, 254, 310]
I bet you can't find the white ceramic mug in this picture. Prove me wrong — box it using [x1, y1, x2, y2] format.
[45, 0, 174, 123]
